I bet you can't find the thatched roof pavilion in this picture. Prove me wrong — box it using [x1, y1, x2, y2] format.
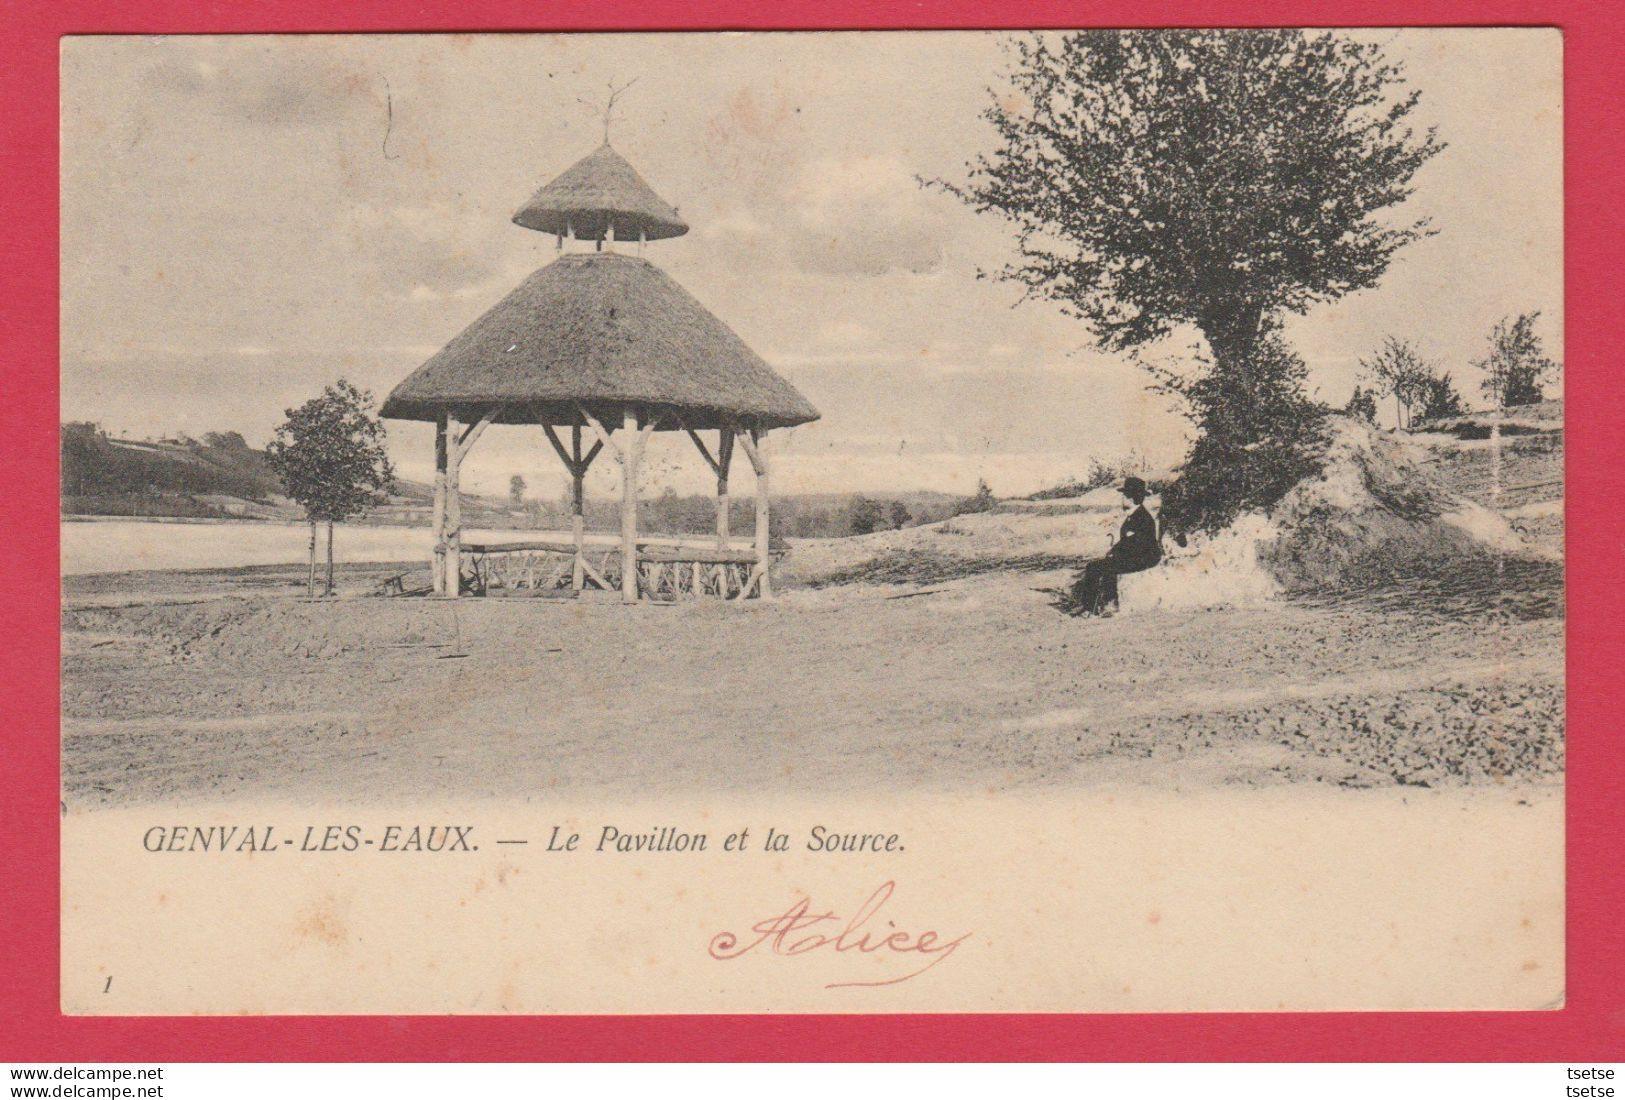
[510, 143, 689, 242]
[381, 141, 820, 604]
[380, 254, 818, 431]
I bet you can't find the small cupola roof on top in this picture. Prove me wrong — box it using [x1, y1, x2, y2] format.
[511, 143, 689, 243]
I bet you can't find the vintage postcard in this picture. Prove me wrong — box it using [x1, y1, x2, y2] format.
[59, 29, 1563, 1014]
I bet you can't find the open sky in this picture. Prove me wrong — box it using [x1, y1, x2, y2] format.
[60, 30, 1561, 499]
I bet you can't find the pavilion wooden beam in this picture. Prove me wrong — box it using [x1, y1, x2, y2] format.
[541, 423, 588, 592]
[619, 405, 641, 603]
[443, 415, 464, 598]
[716, 429, 734, 550]
[570, 425, 586, 591]
[432, 414, 448, 596]
[639, 410, 665, 445]
[440, 405, 502, 599]
[540, 417, 613, 594]
[736, 424, 771, 600]
[685, 427, 720, 475]
[731, 563, 764, 601]
[541, 422, 573, 470]
[454, 407, 498, 461]
[575, 401, 621, 462]
[578, 552, 610, 591]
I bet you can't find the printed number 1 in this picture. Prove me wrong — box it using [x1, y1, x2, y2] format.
[103, 976, 112, 993]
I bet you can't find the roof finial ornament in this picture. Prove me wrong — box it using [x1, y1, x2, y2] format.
[511, 105, 689, 242]
[577, 77, 640, 146]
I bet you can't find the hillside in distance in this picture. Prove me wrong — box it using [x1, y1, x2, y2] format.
[60, 422, 466, 523]
[59, 422, 966, 537]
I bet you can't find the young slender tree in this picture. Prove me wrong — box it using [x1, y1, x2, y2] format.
[1360, 336, 1434, 428]
[1476, 311, 1558, 408]
[265, 379, 395, 598]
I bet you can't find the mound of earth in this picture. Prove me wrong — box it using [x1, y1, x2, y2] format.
[1124, 415, 1540, 612]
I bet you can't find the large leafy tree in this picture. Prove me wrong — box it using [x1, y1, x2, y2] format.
[942, 30, 1444, 371]
[940, 30, 1443, 532]
[265, 379, 395, 597]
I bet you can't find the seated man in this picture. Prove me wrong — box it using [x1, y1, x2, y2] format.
[1070, 476, 1161, 616]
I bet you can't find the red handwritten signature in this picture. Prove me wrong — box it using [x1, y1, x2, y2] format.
[708, 881, 971, 989]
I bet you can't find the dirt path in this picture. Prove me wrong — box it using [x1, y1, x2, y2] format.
[61, 561, 1563, 809]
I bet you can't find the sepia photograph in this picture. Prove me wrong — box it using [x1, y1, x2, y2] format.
[57, 28, 1564, 1015]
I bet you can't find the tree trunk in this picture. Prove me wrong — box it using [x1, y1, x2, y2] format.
[306, 521, 318, 599]
[325, 521, 335, 597]
[1197, 302, 1265, 373]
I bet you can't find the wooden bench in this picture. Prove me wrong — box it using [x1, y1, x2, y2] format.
[375, 571, 409, 597]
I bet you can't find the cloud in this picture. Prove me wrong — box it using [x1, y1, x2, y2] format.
[64, 342, 442, 363]
[141, 48, 369, 129]
[783, 155, 952, 276]
[814, 320, 876, 347]
[346, 201, 517, 296]
[767, 348, 927, 369]
[706, 154, 954, 278]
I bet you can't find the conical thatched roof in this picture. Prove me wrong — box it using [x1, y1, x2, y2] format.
[380, 253, 820, 431]
[512, 144, 688, 242]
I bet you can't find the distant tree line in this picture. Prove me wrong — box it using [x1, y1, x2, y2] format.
[61, 421, 284, 508]
[500, 485, 964, 540]
[1353, 311, 1559, 428]
[1028, 456, 1161, 501]
[1356, 337, 1465, 428]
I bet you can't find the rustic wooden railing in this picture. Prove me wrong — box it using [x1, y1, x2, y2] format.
[461, 540, 775, 601]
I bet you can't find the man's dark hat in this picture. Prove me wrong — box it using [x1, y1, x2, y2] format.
[1122, 476, 1147, 497]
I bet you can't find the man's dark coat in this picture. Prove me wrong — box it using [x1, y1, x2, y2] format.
[1111, 504, 1161, 573]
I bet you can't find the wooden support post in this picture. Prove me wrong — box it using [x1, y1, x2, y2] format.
[442, 406, 499, 599]
[570, 425, 586, 591]
[717, 428, 734, 550]
[432, 414, 448, 596]
[738, 426, 772, 600]
[756, 432, 771, 599]
[444, 417, 463, 598]
[620, 406, 640, 604]
[544, 420, 603, 593]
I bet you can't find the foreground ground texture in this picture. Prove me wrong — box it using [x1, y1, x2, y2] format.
[62, 550, 1562, 809]
[62, 407, 1564, 809]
